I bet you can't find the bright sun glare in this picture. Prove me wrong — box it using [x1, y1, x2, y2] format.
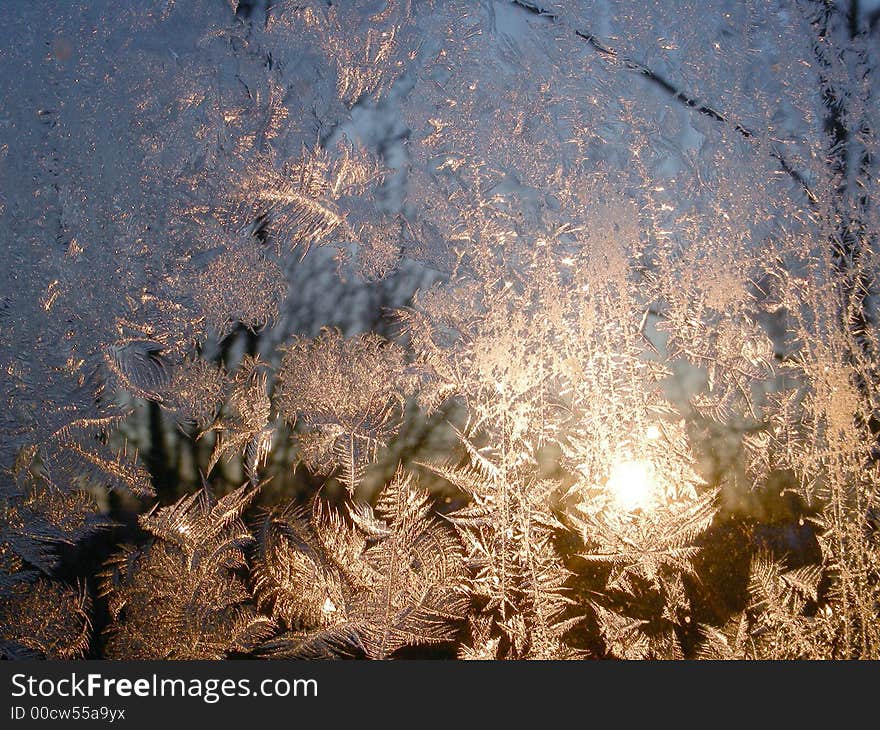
[606, 459, 657, 512]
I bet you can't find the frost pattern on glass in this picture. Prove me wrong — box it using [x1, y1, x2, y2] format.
[0, 0, 878, 659]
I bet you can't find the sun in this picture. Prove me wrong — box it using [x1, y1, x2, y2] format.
[606, 458, 657, 512]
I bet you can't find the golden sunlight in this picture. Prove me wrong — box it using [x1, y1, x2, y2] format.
[606, 459, 657, 512]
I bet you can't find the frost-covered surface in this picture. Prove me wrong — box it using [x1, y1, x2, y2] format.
[0, 0, 878, 659]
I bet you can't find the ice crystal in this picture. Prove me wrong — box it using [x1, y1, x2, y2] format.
[100, 485, 273, 659]
[276, 329, 418, 493]
[255, 469, 467, 658]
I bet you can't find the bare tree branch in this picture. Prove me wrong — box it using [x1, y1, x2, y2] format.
[511, 0, 819, 205]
